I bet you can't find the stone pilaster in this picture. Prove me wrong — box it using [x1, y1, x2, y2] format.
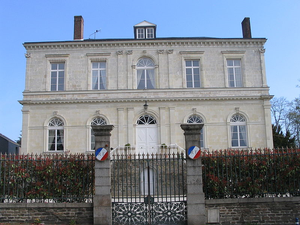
[180, 124, 206, 225]
[92, 125, 114, 225]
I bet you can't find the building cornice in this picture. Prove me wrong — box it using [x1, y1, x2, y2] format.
[19, 87, 272, 105]
[19, 95, 272, 105]
[23, 38, 266, 50]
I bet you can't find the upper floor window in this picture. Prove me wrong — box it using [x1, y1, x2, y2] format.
[186, 60, 200, 88]
[227, 59, 242, 87]
[92, 62, 106, 90]
[137, 58, 155, 89]
[187, 114, 204, 148]
[91, 117, 107, 150]
[48, 118, 64, 151]
[136, 28, 155, 39]
[230, 114, 247, 148]
[51, 63, 64, 91]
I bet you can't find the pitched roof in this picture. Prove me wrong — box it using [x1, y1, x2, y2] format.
[134, 20, 156, 27]
[0, 133, 19, 146]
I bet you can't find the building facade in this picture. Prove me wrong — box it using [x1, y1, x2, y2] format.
[20, 16, 273, 154]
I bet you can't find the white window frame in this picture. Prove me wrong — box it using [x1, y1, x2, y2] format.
[136, 58, 156, 89]
[185, 60, 201, 88]
[230, 114, 248, 148]
[222, 51, 245, 88]
[137, 28, 145, 39]
[92, 62, 106, 90]
[50, 63, 65, 91]
[48, 118, 64, 151]
[227, 59, 242, 87]
[180, 51, 204, 88]
[46, 54, 69, 92]
[146, 28, 154, 39]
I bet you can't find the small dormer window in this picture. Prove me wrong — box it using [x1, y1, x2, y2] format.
[146, 28, 154, 39]
[134, 21, 156, 39]
[137, 28, 145, 39]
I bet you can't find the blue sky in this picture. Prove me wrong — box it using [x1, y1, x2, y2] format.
[0, 0, 299, 141]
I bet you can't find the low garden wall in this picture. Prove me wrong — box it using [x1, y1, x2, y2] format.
[0, 203, 93, 225]
[206, 197, 300, 225]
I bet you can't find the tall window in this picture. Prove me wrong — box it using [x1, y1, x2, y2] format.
[187, 114, 204, 148]
[92, 62, 106, 90]
[48, 118, 64, 151]
[186, 60, 200, 88]
[137, 58, 155, 89]
[91, 117, 107, 150]
[227, 59, 242, 87]
[230, 114, 247, 147]
[51, 63, 65, 91]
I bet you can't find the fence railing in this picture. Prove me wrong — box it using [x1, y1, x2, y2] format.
[0, 153, 94, 203]
[111, 153, 187, 203]
[201, 148, 300, 199]
[1, 149, 300, 203]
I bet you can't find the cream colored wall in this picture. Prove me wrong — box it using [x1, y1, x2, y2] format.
[21, 99, 271, 154]
[21, 39, 273, 154]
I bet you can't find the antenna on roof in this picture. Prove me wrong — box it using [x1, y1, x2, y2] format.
[89, 29, 101, 39]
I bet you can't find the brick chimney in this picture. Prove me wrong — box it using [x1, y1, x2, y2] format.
[74, 16, 84, 40]
[241, 17, 252, 39]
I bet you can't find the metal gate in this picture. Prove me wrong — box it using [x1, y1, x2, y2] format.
[111, 152, 187, 225]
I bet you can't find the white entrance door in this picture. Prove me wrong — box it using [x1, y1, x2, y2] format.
[136, 115, 158, 154]
[136, 125, 158, 154]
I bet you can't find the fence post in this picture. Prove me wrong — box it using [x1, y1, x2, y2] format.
[92, 125, 114, 225]
[180, 124, 206, 225]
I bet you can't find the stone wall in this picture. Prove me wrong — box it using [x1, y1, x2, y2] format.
[0, 198, 299, 224]
[0, 203, 93, 225]
[206, 197, 300, 225]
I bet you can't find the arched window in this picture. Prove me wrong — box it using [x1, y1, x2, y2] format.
[137, 114, 157, 125]
[187, 114, 204, 148]
[136, 58, 155, 89]
[91, 117, 107, 150]
[230, 114, 247, 147]
[48, 118, 64, 151]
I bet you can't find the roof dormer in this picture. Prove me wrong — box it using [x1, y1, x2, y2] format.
[134, 21, 156, 39]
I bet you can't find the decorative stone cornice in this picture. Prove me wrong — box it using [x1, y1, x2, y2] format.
[23, 38, 267, 50]
[180, 51, 204, 55]
[19, 95, 272, 105]
[259, 48, 266, 53]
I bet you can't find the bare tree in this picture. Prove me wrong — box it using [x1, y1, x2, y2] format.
[287, 98, 300, 146]
[270, 97, 290, 130]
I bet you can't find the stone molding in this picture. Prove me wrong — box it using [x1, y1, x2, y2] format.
[24, 39, 267, 50]
[19, 95, 272, 105]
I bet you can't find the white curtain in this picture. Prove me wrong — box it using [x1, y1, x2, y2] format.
[239, 125, 247, 146]
[147, 69, 155, 89]
[137, 69, 144, 89]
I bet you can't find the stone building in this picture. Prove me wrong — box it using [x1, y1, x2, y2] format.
[20, 16, 273, 154]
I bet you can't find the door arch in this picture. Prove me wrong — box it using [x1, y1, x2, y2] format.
[136, 114, 158, 154]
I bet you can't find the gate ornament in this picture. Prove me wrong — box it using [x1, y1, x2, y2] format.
[188, 146, 201, 160]
[95, 147, 108, 161]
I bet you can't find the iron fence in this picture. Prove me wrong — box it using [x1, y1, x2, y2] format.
[202, 148, 300, 199]
[0, 153, 94, 203]
[111, 153, 187, 224]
